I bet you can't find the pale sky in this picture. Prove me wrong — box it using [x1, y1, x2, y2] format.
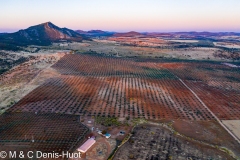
[0, 0, 240, 32]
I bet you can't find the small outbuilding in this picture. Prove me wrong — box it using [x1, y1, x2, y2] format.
[105, 133, 111, 138]
[119, 131, 125, 135]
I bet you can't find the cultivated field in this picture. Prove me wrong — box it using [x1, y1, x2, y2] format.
[158, 62, 240, 120]
[2, 53, 240, 159]
[8, 54, 216, 120]
[0, 112, 89, 155]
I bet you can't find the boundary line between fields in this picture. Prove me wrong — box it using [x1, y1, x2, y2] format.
[153, 63, 240, 145]
[177, 76, 240, 145]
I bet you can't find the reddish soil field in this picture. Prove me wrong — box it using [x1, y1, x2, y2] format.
[160, 62, 240, 90]
[52, 54, 177, 79]
[9, 76, 214, 120]
[158, 62, 240, 120]
[7, 55, 240, 121]
[184, 81, 240, 120]
[8, 54, 216, 120]
[52, 54, 146, 77]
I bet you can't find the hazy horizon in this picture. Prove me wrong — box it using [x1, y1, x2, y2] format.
[1, 0, 240, 33]
[1, 22, 240, 34]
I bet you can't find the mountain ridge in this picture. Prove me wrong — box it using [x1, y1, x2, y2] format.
[0, 22, 89, 47]
[113, 31, 143, 37]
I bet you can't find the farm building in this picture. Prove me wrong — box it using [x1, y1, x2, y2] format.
[77, 138, 96, 153]
[98, 131, 111, 138]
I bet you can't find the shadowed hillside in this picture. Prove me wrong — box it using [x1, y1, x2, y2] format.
[0, 22, 90, 48]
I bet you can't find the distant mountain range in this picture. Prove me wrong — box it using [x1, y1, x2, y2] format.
[113, 31, 143, 37]
[75, 30, 114, 36]
[0, 33, 7, 35]
[0, 22, 89, 47]
[0, 22, 240, 51]
[111, 31, 240, 38]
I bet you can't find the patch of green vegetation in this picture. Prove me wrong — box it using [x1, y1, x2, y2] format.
[131, 118, 147, 125]
[194, 40, 214, 47]
[142, 67, 177, 79]
[225, 76, 240, 82]
[0, 42, 22, 51]
[232, 61, 240, 65]
[0, 68, 9, 75]
[95, 116, 121, 126]
[0, 56, 28, 75]
[172, 40, 214, 48]
[77, 50, 116, 58]
[7, 100, 16, 107]
[185, 76, 201, 81]
[134, 56, 222, 64]
[202, 67, 215, 71]
[0, 110, 5, 115]
[82, 50, 98, 55]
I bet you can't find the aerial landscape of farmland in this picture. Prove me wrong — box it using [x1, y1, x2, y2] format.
[1, 40, 240, 159]
[1, 1, 240, 160]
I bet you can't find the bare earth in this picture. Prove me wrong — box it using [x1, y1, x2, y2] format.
[223, 120, 240, 141]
